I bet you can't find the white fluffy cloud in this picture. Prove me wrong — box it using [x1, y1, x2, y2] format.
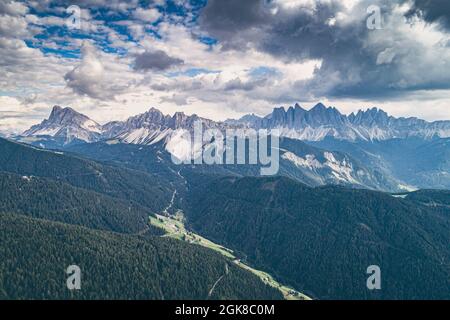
[133, 7, 161, 23]
[0, 1, 29, 16]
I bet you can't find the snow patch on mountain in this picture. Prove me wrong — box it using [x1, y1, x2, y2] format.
[282, 152, 323, 170]
[282, 150, 363, 185]
[22, 106, 103, 144]
[323, 152, 358, 184]
[397, 184, 418, 192]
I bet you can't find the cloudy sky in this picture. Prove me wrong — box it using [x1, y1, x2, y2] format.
[1, 0, 450, 133]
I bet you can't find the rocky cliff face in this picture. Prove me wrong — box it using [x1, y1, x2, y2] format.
[229, 103, 450, 141]
[23, 106, 102, 144]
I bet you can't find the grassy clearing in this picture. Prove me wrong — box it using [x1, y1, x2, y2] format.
[150, 213, 234, 259]
[149, 212, 311, 301]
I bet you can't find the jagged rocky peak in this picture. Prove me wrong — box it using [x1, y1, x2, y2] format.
[172, 111, 193, 126]
[22, 105, 102, 144]
[310, 102, 327, 111]
[102, 107, 225, 146]
[261, 102, 344, 129]
[268, 102, 340, 117]
[48, 105, 77, 122]
[147, 107, 165, 115]
[283, 104, 304, 128]
[172, 111, 223, 130]
[306, 103, 346, 124]
[225, 113, 263, 127]
[123, 108, 206, 129]
[118, 107, 169, 130]
[47, 105, 99, 126]
[240, 113, 261, 121]
[50, 105, 63, 116]
[261, 106, 287, 128]
[267, 106, 286, 117]
[24, 105, 101, 133]
[240, 113, 263, 124]
[169, 111, 190, 129]
[141, 107, 168, 122]
[287, 103, 306, 115]
[309, 103, 340, 115]
[349, 107, 391, 126]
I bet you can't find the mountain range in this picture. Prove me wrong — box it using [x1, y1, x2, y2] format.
[227, 103, 450, 141]
[18, 103, 450, 145]
[14, 104, 450, 191]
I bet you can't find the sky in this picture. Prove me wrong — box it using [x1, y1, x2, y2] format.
[1, 0, 450, 133]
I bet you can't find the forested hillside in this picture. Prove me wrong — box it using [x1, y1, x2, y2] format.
[186, 176, 450, 299]
[0, 138, 283, 300]
[0, 172, 151, 233]
[0, 213, 282, 300]
[406, 189, 450, 207]
[0, 138, 173, 212]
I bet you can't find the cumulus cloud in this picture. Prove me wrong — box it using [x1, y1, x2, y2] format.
[0, 1, 29, 16]
[133, 49, 184, 71]
[65, 42, 137, 100]
[64, 43, 108, 99]
[160, 93, 191, 106]
[224, 77, 268, 91]
[132, 7, 161, 23]
[0, 13, 30, 38]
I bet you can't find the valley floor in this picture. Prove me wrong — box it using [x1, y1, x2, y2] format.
[149, 212, 311, 301]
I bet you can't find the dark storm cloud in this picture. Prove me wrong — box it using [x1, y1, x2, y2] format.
[405, 0, 450, 30]
[133, 50, 184, 72]
[224, 77, 268, 91]
[199, 0, 271, 49]
[199, 0, 450, 99]
[199, 0, 355, 59]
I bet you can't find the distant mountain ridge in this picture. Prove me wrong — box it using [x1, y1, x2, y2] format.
[228, 103, 450, 141]
[102, 107, 227, 146]
[20, 104, 450, 146]
[23, 106, 102, 144]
